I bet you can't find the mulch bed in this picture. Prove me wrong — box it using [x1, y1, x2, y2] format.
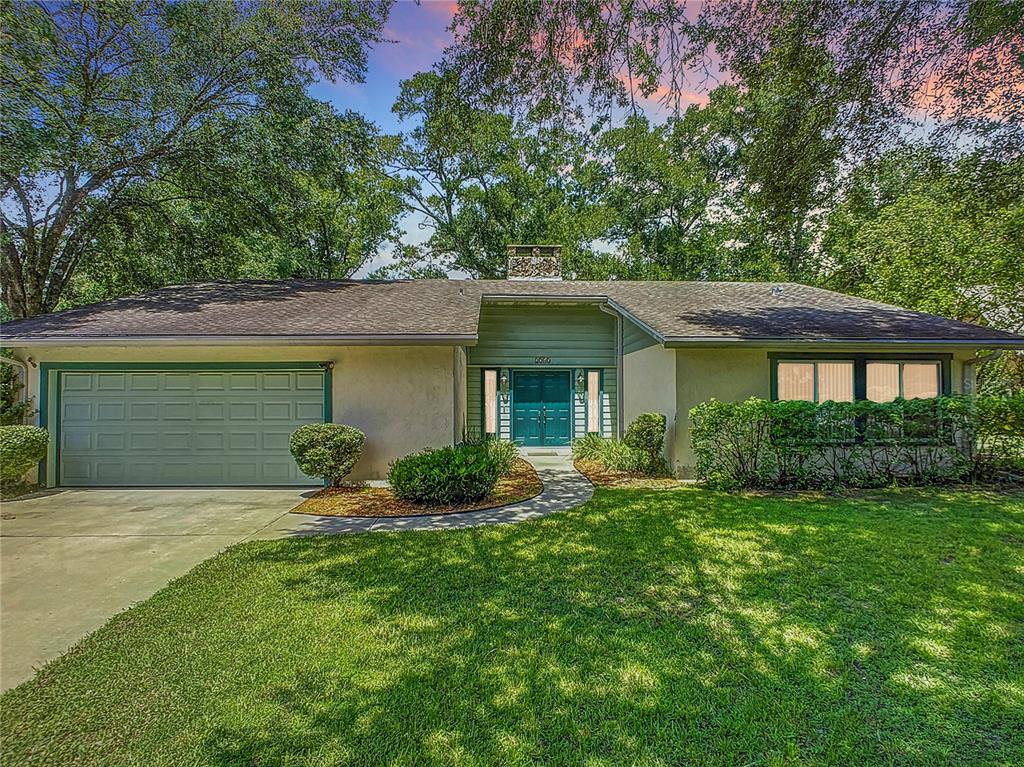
[291, 458, 543, 518]
[574, 458, 681, 490]
[0, 481, 41, 502]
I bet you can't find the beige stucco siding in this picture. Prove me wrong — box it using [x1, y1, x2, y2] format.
[622, 344, 678, 470]
[673, 348, 771, 477]
[673, 346, 980, 478]
[16, 344, 458, 481]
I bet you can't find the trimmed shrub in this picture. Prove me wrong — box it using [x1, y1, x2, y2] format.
[289, 423, 365, 486]
[624, 412, 667, 474]
[0, 425, 48, 482]
[389, 444, 500, 505]
[689, 394, 1024, 490]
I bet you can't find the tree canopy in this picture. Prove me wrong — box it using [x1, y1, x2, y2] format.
[2, 0, 1021, 392]
[1, 0, 393, 316]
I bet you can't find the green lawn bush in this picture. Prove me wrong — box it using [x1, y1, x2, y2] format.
[624, 412, 667, 473]
[0, 425, 48, 482]
[690, 394, 1024, 490]
[289, 423, 365, 486]
[389, 444, 500, 505]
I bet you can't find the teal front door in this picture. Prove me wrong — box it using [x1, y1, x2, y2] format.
[512, 371, 572, 446]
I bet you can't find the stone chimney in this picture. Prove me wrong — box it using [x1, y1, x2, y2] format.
[506, 244, 563, 281]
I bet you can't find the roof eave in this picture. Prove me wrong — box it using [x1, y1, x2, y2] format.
[662, 337, 1024, 349]
[1, 333, 479, 347]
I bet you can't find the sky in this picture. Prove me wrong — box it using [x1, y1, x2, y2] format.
[309, 0, 458, 135]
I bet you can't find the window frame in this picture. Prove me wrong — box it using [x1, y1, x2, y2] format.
[769, 353, 952, 402]
[775, 359, 855, 403]
[865, 360, 942, 402]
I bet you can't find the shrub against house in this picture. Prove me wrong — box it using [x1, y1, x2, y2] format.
[573, 413, 670, 477]
[0, 425, 48, 487]
[690, 394, 1024, 490]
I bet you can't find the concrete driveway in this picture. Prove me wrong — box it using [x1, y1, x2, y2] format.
[0, 487, 305, 692]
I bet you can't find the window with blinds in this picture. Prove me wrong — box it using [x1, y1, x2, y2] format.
[777, 361, 854, 403]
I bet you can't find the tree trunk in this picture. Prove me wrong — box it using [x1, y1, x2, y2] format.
[2, 243, 50, 319]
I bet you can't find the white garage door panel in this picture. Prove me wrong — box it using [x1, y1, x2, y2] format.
[58, 370, 325, 486]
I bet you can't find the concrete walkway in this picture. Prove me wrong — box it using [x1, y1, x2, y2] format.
[252, 451, 593, 539]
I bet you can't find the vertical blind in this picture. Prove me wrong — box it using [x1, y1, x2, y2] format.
[483, 369, 497, 434]
[777, 361, 853, 402]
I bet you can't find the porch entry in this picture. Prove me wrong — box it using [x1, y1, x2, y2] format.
[512, 371, 572, 446]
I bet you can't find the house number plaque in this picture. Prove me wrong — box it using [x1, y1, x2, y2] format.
[534, 356, 552, 364]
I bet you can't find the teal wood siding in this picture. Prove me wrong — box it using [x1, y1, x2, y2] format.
[468, 365, 616, 440]
[602, 371, 618, 437]
[466, 373, 482, 440]
[468, 305, 616, 368]
[623, 316, 658, 354]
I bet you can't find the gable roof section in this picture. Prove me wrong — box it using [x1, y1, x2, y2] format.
[2, 278, 1022, 347]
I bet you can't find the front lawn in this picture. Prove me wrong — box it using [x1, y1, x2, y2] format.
[3, 487, 1022, 766]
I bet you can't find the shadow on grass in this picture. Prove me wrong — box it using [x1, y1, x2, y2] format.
[197, 487, 1024, 766]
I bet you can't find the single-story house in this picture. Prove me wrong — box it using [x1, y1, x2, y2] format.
[3, 247, 1023, 487]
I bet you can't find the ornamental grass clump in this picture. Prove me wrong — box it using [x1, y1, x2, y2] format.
[0, 425, 48, 482]
[573, 413, 669, 477]
[462, 435, 519, 476]
[389, 444, 500, 505]
[289, 423, 365, 486]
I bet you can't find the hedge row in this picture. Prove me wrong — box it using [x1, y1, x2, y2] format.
[690, 395, 1024, 490]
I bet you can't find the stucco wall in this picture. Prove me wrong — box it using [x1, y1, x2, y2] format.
[673, 348, 771, 477]
[16, 344, 458, 481]
[622, 344, 678, 470]
[673, 346, 980, 478]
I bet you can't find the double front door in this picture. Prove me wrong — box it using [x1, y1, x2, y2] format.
[512, 371, 572, 447]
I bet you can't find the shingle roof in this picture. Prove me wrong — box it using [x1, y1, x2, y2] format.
[3, 278, 1022, 346]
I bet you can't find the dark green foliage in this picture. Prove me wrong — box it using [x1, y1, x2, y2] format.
[573, 430, 663, 477]
[461, 435, 519, 477]
[0, 361, 34, 426]
[0, 425, 48, 481]
[289, 423, 365, 487]
[690, 395, 1024, 490]
[388, 444, 500, 505]
[624, 413, 668, 473]
[1, 0, 392, 317]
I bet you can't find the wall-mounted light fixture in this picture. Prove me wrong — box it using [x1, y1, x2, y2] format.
[499, 373, 510, 403]
[575, 371, 586, 403]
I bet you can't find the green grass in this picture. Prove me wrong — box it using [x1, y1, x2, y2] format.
[3, 487, 1023, 766]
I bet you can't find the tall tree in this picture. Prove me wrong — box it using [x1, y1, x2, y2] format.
[823, 144, 1024, 331]
[592, 87, 751, 279]
[0, 0, 392, 317]
[62, 104, 407, 307]
[384, 70, 599, 279]
[447, 0, 1023, 135]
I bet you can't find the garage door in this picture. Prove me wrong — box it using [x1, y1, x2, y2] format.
[58, 369, 326, 486]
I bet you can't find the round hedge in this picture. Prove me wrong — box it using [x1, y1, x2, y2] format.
[388, 444, 500, 506]
[289, 423, 365, 486]
[0, 425, 48, 482]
